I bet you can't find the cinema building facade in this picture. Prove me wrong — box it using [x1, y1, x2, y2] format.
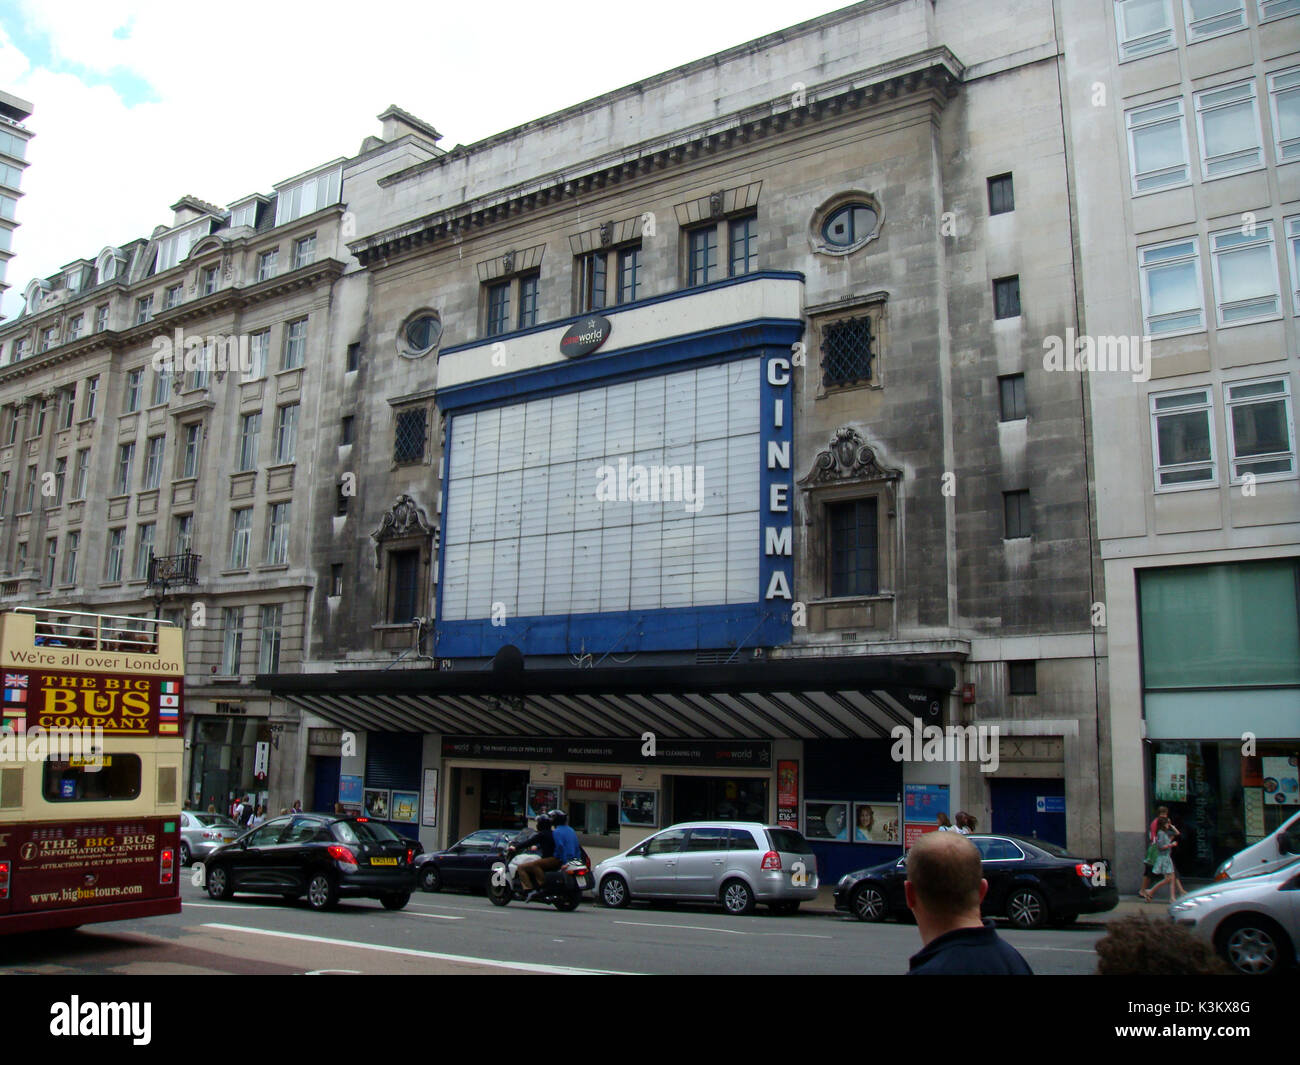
[264, 0, 1113, 879]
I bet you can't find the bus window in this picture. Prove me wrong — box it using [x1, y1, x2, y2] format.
[41, 756, 142, 802]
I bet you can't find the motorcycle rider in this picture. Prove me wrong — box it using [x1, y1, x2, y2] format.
[510, 813, 555, 900]
[549, 808, 581, 869]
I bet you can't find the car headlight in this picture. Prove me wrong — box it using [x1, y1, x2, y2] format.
[838, 874, 854, 888]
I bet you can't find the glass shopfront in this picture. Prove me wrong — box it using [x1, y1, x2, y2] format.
[1139, 559, 1300, 878]
[1148, 740, 1299, 877]
[189, 715, 263, 813]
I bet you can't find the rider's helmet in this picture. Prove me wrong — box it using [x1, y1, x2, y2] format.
[535, 814, 552, 829]
[548, 809, 568, 825]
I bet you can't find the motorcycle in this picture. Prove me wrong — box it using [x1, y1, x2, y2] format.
[488, 846, 592, 912]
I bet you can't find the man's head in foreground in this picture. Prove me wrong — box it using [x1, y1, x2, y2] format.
[904, 829, 986, 941]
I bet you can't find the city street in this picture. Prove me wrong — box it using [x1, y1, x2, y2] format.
[0, 879, 1111, 975]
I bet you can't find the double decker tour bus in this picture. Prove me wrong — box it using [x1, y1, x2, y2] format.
[0, 608, 183, 933]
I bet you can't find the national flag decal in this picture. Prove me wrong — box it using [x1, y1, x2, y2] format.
[3, 673, 28, 688]
[161, 681, 179, 694]
[160, 694, 179, 708]
[3, 688, 25, 704]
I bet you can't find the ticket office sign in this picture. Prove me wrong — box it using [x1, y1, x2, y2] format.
[4, 670, 181, 735]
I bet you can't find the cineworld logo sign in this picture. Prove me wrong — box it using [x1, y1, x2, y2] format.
[560, 315, 612, 359]
[764, 353, 793, 602]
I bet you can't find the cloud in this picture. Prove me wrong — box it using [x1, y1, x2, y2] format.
[0, 0, 843, 318]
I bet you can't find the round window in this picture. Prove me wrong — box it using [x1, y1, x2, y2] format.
[822, 204, 879, 248]
[403, 314, 444, 351]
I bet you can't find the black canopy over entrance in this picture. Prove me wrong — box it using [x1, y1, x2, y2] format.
[258, 657, 956, 741]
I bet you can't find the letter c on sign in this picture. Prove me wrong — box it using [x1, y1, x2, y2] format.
[767, 358, 791, 387]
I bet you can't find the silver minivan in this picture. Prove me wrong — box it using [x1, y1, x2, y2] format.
[594, 821, 819, 915]
[1214, 809, 1300, 881]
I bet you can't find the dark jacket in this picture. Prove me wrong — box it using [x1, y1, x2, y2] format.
[510, 827, 555, 859]
[907, 920, 1033, 975]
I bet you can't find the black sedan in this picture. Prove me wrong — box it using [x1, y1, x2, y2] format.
[833, 833, 1118, 929]
[204, 814, 420, 911]
[414, 829, 521, 893]
[414, 829, 595, 893]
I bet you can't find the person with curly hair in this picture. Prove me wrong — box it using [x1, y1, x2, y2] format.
[1095, 915, 1229, 974]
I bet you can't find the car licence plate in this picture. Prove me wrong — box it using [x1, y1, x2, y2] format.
[370, 857, 398, 866]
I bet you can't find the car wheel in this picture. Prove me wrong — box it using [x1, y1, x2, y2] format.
[850, 883, 888, 922]
[721, 879, 755, 916]
[1217, 916, 1289, 976]
[600, 874, 631, 909]
[419, 866, 442, 893]
[306, 872, 339, 912]
[1006, 887, 1049, 930]
[769, 901, 800, 915]
[380, 892, 410, 911]
[205, 864, 233, 901]
[180, 841, 192, 867]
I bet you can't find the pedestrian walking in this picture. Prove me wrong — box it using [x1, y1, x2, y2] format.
[1139, 805, 1177, 898]
[936, 812, 957, 832]
[1142, 816, 1184, 901]
[955, 811, 977, 835]
[247, 804, 266, 829]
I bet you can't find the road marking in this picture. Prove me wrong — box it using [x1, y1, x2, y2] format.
[182, 902, 240, 909]
[402, 912, 464, 921]
[615, 921, 747, 935]
[201, 923, 640, 975]
[754, 932, 833, 940]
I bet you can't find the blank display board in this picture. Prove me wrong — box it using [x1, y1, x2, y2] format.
[441, 359, 761, 621]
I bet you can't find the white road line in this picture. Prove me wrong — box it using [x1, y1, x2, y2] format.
[402, 912, 464, 921]
[201, 923, 639, 975]
[181, 902, 240, 909]
[614, 921, 747, 935]
[755, 933, 833, 940]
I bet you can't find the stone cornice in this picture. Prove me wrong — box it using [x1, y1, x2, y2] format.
[0, 259, 346, 384]
[351, 47, 964, 268]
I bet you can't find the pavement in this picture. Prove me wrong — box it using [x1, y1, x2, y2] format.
[802, 885, 1177, 920]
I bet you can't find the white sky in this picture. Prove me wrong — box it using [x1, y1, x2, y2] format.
[0, 0, 849, 318]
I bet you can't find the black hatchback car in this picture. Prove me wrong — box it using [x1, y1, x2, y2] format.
[833, 833, 1118, 929]
[204, 814, 420, 911]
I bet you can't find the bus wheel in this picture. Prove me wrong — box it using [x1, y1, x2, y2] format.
[206, 865, 233, 900]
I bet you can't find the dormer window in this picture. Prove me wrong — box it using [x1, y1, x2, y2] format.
[274, 166, 342, 226]
[154, 221, 208, 274]
[230, 201, 258, 228]
[96, 248, 124, 285]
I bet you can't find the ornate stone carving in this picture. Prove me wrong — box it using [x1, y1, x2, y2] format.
[370, 494, 436, 568]
[798, 427, 900, 487]
[599, 222, 612, 247]
[708, 191, 724, 219]
[501, 250, 515, 274]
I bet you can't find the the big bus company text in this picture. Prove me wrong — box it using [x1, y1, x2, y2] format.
[0, 609, 183, 933]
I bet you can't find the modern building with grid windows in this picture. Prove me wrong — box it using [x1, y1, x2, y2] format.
[1062, 0, 1299, 886]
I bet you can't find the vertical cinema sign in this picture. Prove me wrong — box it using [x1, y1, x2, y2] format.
[761, 350, 794, 605]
